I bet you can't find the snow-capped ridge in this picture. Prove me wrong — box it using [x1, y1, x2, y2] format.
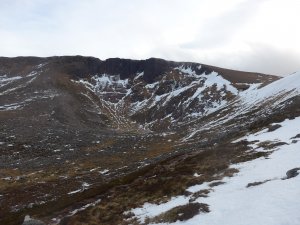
[240, 71, 300, 105]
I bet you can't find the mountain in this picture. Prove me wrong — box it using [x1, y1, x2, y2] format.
[1, 56, 299, 225]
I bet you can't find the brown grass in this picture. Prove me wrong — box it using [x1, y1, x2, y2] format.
[55, 142, 267, 225]
[149, 202, 209, 223]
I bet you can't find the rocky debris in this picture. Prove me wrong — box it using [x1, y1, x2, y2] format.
[209, 181, 225, 187]
[246, 179, 271, 188]
[22, 215, 46, 225]
[267, 124, 282, 132]
[291, 134, 300, 139]
[285, 168, 300, 179]
[189, 189, 210, 202]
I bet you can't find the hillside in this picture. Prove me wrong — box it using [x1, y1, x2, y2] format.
[1, 56, 300, 225]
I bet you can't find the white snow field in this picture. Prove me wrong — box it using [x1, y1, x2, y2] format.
[130, 117, 300, 225]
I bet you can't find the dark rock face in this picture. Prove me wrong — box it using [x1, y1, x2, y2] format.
[48, 56, 102, 78]
[50, 57, 177, 82]
[139, 58, 176, 83]
[0, 57, 45, 75]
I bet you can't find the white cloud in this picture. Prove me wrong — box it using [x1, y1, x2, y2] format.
[0, 0, 299, 75]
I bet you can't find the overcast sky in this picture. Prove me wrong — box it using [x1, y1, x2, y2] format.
[0, 0, 299, 76]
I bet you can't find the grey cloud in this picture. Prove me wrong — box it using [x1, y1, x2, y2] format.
[0, 0, 299, 76]
[150, 42, 300, 76]
[181, 0, 269, 50]
[204, 43, 300, 76]
[235, 44, 300, 76]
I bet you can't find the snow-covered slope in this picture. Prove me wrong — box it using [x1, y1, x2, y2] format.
[183, 71, 300, 141]
[240, 71, 300, 104]
[130, 117, 300, 225]
[73, 66, 240, 130]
